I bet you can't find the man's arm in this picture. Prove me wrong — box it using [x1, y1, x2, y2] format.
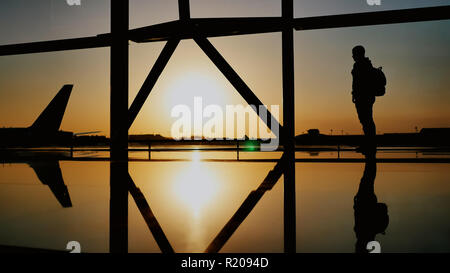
[352, 66, 358, 103]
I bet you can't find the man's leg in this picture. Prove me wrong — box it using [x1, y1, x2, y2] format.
[356, 101, 376, 153]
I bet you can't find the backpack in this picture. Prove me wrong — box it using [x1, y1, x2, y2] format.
[372, 67, 386, 96]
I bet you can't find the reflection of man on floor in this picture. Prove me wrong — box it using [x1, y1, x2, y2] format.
[351, 45, 377, 155]
[353, 157, 389, 253]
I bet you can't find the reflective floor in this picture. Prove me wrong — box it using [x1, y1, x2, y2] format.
[0, 148, 449, 253]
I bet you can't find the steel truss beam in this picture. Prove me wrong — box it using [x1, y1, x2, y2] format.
[205, 154, 286, 253]
[128, 174, 175, 253]
[193, 35, 283, 138]
[1, 6, 448, 56]
[128, 39, 180, 128]
[282, 0, 296, 253]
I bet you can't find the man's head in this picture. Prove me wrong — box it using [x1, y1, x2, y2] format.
[352, 45, 366, 62]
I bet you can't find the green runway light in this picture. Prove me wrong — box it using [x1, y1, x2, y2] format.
[243, 140, 259, 151]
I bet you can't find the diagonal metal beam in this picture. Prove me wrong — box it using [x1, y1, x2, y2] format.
[205, 153, 286, 253]
[128, 174, 175, 253]
[193, 35, 283, 138]
[128, 39, 180, 128]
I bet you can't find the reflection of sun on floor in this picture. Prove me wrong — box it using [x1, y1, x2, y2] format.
[172, 151, 222, 250]
[173, 151, 220, 218]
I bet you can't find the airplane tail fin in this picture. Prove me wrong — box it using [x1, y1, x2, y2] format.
[30, 85, 73, 132]
[28, 161, 72, 208]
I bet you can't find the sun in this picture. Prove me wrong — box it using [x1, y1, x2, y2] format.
[164, 70, 229, 113]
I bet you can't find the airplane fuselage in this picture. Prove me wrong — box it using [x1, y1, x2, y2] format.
[0, 127, 73, 147]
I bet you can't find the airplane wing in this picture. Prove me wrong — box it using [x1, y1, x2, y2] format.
[73, 131, 102, 136]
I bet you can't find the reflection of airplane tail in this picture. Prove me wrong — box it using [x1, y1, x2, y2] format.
[29, 85, 73, 132]
[28, 161, 72, 208]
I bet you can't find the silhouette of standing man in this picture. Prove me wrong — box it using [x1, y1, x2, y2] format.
[351, 45, 376, 155]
